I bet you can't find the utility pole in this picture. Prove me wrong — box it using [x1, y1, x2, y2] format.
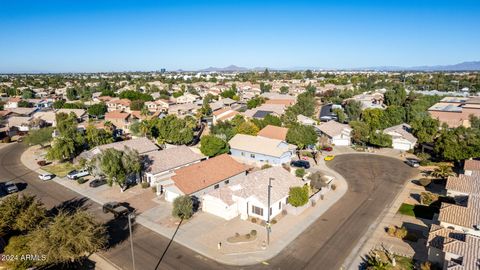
[267, 177, 274, 245]
[128, 213, 136, 270]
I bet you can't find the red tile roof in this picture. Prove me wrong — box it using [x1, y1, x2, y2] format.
[257, 125, 289, 141]
[105, 111, 130, 120]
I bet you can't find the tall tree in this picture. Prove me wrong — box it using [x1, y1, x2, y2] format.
[200, 135, 229, 157]
[23, 127, 54, 148]
[344, 100, 363, 121]
[286, 124, 317, 149]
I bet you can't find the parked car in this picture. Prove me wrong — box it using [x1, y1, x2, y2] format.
[67, 169, 89, 180]
[102, 202, 130, 218]
[3, 181, 19, 194]
[290, 160, 311, 169]
[322, 146, 333, 152]
[405, 158, 420, 168]
[38, 173, 55, 181]
[324, 155, 335, 161]
[89, 178, 107, 188]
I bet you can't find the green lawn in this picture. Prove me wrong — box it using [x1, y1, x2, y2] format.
[42, 162, 78, 177]
[398, 203, 435, 220]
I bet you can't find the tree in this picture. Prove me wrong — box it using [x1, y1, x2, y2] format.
[410, 113, 439, 144]
[469, 115, 480, 129]
[220, 88, 237, 99]
[66, 88, 78, 101]
[286, 124, 317, 149]
[87, 103, 107, 117]
[305, 69, 314, 79]
[333, 108, 346, 123]
[290, 92, 315, 117]
[431, 164, 455, 179]
[234, 121, 259, 136]
[172, 195, 193, 219]
[200, 135, 229, 157]
[280, 86, 289, 94]
[246, 96, 265, 109]
[288, 186, 309, 207]
[251, 114, 282, 129]
[119, 90, 153, 101]
[260, 82, 272, 93]
[155, 115, 194, 145]
[130, 100, 145, 111]
[199, 98, 212, 117]
[368, 132, 392, 148]
[434, 127, 480, 161]
[361, 108, 384, 130]
[0, 194, 46, 235]
[22, 89, 35, 99]
[46, 136, 77, 161]
[350, 120, 370, 144]
[211, 121, 236, 141]
[384, 85, 407, 106]
[308, 171, 329, 190]
[85, 125, 114, 148]
[344, 100, 362, 121]
[18, 100, 32, 107]
[23, 127, 53, 147]
[97, 147, 141, 190]
[382, 106, 405, 128]
[295, 168, 306, 178]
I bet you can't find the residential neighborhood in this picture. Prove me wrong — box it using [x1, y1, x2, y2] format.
[1, 1, 480, 270]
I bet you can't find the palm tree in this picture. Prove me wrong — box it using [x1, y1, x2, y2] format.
[431, 164, 455, 179]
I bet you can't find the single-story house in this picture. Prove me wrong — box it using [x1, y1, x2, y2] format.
[212, 108, 239, 124]
[57, 108, 88, 122]
[297, 114, 316, 126]
[202, 166, 305, 221]
[257, 125, 289, 141]
[144, 146, 205, 192]
[315, 120, 351, 146]
[78, 137, 159, 160]
[437, 195, 480, 237]
[243, 104, 287, 119]
[164, 154, 250, 202]
[229, 134, 296, 165]
[383, 123, 417, 151]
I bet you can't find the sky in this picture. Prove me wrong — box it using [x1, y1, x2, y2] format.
[1, 0, 480, 73]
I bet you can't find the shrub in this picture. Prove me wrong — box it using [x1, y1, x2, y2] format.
[420, 261, 431, 270]
[151, 186, 157, 193]
[261, 164, 272, 170]
[301, 151, 313, 158]
[395, 227, 408, 239]
[235, 232, 240, 237]
[331, 184, 337, 190]
[420, 192, 439, 206]
[282, 163, 291, 172]
[419, 178, 431, 187]
[250, 230, 257, 236]
[309, 171, 329, 190]
[288, 185, 309, 207]
[271, 219, 277, 224]
[172, 195, 193, 219]
[387, 225, 396, 237]
[77, 178, 87, 184]
[295, 168, 306, 178]
[251, 217, 257, 223]
[141, 182, 150, 189]
[245, 233, 251, 239]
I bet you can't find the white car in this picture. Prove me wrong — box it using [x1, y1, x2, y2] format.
[67, 169, 89, 180]
[38, 173, 55, 181]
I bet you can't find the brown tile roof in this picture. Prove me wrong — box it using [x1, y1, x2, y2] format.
[442, 235, 480, 270]
[464, 160, 480, 171]
[217, 111, 239, 121]
[0, 110, 12, 118]
[146, 146, 204, 175]
[446, 174, 480, 195]
[8, 97, 21, 102]
[257, 125, 289, 141]
[105, 111, 130, 120]
[265, 99, 295, 106]
[438, 195, 480, 229]
[171, 154, 250, 195]
[427, 224, 465, 250]
[212, 108, 230, 116]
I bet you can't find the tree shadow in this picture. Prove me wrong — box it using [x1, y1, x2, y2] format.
[104, 215, 136, 249]
[16, 182, 28, 192]
[410, 193, 421, 203]
[41, 256, 95, 270]
[154, 218, 183, 270]
[400, 221, 429, 262]
[48, 197, 90, 216]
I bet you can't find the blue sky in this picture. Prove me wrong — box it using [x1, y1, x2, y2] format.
[1, 0, 479, 72]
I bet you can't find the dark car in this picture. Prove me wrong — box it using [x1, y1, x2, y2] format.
[102, 202, 130, 218]
[89, 178, 107, 188]
[290, 160, 311, 169]
[4, 181, 19, 194]
[405, 158, 420, 168]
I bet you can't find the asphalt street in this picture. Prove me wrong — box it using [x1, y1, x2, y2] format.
[0, 144, 417, 270]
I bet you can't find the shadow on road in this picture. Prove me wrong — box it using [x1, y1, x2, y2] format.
[155, 218, 183, 270]
[49, 197, 90, 216]
[104, 215, 137, 249]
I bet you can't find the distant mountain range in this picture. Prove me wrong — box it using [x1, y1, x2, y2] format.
[194, 61, 480, 72]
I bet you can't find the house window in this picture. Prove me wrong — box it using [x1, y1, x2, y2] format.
[241, 152, 245, 156]
[214, 184, 219, 189]
[250, 153, 255, 158]
[269, 207, 272, 216]
[278, 201, 281, 209]
[252, 205, 263, 216]
[224, 180, 230, 185]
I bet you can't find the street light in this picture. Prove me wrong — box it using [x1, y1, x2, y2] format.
[266, 177, 274, 245]
[128, 212, 136, 270]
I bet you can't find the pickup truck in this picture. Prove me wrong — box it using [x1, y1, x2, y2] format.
[102, 202, 130, 218]
[67, 169, 89, 180]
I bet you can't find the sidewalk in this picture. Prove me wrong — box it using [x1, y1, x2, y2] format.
[21, 145, 348, 266]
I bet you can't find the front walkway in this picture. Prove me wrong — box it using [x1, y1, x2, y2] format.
[21, 145, 348, 266]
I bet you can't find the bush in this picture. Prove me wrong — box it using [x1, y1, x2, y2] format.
[288, 186, 309, 207]
[331, 184, 337, 190]
[141, 182, 150, 189]
[77, 178, 87, 184]
[386, 225, 408, 239]
[420, 192, 439, 206]
[387, 225, 396, 237]
[261, 164, 272, 170]
[151, 186, 157, 193]
[282, 163, 291, 172]
[250, 230, 257, 236]
[295, 168, 306, 178]
[172, 195, 193, 219]
[419, 178, 431, 187]
[245, 233, 251, 239]
[235, 232, 240, 237]
[301, 151, 313, 158]
[271, 219, 277, 224]
[251, 217, 257, 223]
